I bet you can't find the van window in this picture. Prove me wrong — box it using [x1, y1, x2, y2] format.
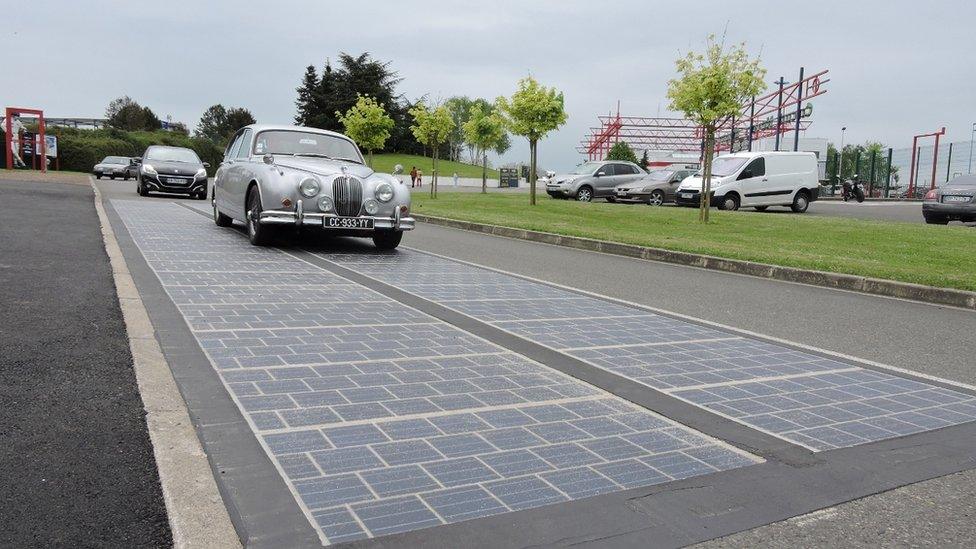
[738, 157, 765, 180]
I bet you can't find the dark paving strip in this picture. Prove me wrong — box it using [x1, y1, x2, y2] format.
[0, 180, 170, 548]
[104, 200, 321, 548]
[286, 247, 815, 467]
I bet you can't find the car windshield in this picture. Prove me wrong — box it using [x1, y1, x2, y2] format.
[700, 156, 749, 177]
[569, 161, 602, 175]
[254, 130, 363, 163]
[145, 147, 201, 164]
[103, 156, 128, 164]
[646, 170, 675, 181]
[947, 176, 976, 186]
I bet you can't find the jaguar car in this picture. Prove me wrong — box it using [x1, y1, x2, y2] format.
[93, 156, 134, 180]
[135, 145, 210, 199]
[211, 124, 414, 249]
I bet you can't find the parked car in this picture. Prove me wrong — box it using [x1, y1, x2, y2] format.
[212, 124, 414, 249]
[613, 167, 698, 205]
[674, 151, 820, 213]
[922, 175, 976, 224]
[545, 160, 646, 202]
[93, 156, 134, 180]
[135, 146, 209, 199]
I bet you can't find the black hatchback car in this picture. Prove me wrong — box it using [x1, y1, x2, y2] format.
[135, 145, 209, 199]
[922, 175, 976, 224]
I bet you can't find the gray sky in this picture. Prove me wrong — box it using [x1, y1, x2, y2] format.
[4, 0, 974, 171]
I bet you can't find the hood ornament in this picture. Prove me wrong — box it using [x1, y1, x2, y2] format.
[340, 165, 348, 175]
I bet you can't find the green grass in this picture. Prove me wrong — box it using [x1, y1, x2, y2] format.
[370, 153, 498, 179]
[410, 192, 976, 292]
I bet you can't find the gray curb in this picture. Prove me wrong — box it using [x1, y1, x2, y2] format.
[413, 214, 976, 311]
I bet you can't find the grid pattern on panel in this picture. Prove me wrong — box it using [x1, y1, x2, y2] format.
[112, 200, 762, 545]
[320, 250, 976, 452]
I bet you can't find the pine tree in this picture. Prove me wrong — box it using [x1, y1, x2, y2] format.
[310, 60, 339, 130]
[294, 65, 319, 126]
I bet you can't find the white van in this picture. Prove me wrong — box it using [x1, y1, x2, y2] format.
[674, 151, 821, 213]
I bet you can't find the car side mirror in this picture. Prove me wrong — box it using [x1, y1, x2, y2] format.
[393, 164, 404, 175]
[595, 171, 605, 177]
[203, 162, 211, 168]
[132, 157, 142, 164]
[263, 154, 275, 165]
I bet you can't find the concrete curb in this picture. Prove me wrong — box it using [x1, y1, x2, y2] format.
[92, 184, 241, 549]
[414, 214, 976, 311]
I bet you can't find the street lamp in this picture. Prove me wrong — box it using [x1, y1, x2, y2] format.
[969, 122, 975, 174]
[836, 126, 846, 194]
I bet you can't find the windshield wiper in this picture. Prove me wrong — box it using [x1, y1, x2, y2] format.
[334, 156, 364, 165]
[293, 153, 334, 159]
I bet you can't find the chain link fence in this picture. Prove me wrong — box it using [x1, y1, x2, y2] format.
[823, 140, 975, 198]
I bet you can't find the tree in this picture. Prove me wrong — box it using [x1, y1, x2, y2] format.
[197, 104, 229, 142]
[496, 77, 568, 205]
[105, 96, 136, 121]
[294, 65, 320, 126]
[224, 107, 256, 135]
[409, 101, 454, 198]
[106, 97, 160, 131]
[640, 149, 649, 169]
[667, 35, 766, 222]
[606, 141, 639, 165]
[444, 96, 473, 162]
[337, 94, 394, 167]
[463, 103, 507, 193]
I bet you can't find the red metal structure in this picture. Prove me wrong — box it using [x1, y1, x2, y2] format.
[907, 127, 945, 196]
[5, 107, 47, 173]
[580, 69, 829, 161]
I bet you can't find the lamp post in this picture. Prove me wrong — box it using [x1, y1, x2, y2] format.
[835, 126, 846, 194]
[969, 122, 975, 174]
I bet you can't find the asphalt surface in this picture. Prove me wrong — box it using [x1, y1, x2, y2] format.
[0, 179, 171, 548]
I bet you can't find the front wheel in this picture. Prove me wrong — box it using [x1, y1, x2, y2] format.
[213, 202, 233, 227]
[924, 216, 949, 225]
[647, 190, 665, 206]
[855, 189, 865, 203]
[719, 193, 740, 211]
[576, 186, 593, 202]
[246, 189, 273, 246]
[96, 175, 102, 180]
[373, 230, 403, 250]
[137, 178, 148, 197]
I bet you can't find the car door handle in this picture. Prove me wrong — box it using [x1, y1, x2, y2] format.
[762, 178, 768, 181]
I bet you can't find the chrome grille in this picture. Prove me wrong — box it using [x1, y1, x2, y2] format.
[332, 176, 363, 216]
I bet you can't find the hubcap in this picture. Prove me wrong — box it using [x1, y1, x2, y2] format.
[650, 193, 663, 205]
[725, 198, 735, 210]
[578, 190, 590, 201]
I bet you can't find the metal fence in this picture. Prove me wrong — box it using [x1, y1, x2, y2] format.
[823, 140, 975, 198]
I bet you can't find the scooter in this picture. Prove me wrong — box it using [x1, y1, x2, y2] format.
[842, 175, 865, 203]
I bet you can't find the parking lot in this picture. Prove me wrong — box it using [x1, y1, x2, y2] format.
[85, 178, 976, 547]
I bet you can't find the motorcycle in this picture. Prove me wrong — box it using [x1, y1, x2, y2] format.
[842, 175, 865, 203]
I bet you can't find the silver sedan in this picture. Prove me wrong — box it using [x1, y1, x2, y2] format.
[212, 125, 414, 249]
[613, 168, 697, 205]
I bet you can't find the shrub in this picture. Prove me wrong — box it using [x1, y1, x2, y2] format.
[606, 141, 639, 165]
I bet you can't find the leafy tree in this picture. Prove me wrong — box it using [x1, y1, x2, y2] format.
[105, 96, 136, 121]
[444, 96, 473, 162]
[106, 97, 161, 131]
[224, 107, 256, 135]
[496, 77, 568, 205]
[142, 107, 161, 131]
[409, 101, 454, 198]
[197, 104, 229, 142]
[640, 149, 649, 169]
[294, 65, 320, 126]
[667, 35, 766, 222]
[337, 95, 394, 167]
[463, 103, 507, 193]
[606, 141, 639, 164]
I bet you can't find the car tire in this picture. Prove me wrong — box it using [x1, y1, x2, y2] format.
[96, 174, 102, 179]
[605, 196, 616, 203]
[137, 178, 148, 197]
[246, 188, 273, 246]
[719, 193, 740, 211]
[123, 175, 129, 181]
[373, 230, 403, 250]
[213, 201, 233, 227]
[647, 190, 665, 206]
[790, 191, 810, 213]
[576, 186, 593, 202]
[754, 206, 768, 212]
[924, 216, 949, 225]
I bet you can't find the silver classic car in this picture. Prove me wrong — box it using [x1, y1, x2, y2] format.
[212, 125, 414, 249]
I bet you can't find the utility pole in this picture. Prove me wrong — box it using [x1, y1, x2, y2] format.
[747, 96, 755, 152]
[774, 77, 786, 151]
[793, 67, 804, 151]
[969, 122, 975, 174]
[945, 142, 953, 182]
[836, 126, 846, 194]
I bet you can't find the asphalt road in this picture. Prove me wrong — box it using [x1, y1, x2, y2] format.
[0, 179, 170, 547]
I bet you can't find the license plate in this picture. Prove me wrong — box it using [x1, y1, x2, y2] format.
[165, 177, 186, 184]
[616, 192, 628, 197]
[325, 217, 374, 229]
[944, 195, 970, 203]
[680, 193, 694, 199]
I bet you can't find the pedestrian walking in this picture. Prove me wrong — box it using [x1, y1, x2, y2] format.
[416, 169, 422, 187]
[409, 166, 418, 188]
[453, 172, 459, 188]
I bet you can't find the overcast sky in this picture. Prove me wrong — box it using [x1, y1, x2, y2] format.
[4, 0, 974, 170]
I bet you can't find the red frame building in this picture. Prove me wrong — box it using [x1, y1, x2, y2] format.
[5, 107, 47, 173]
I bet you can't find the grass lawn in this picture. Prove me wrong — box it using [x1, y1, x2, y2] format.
[371, 153, 498, 179]
[410, 192, 976, 292]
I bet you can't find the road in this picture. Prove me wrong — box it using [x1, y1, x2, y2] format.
[0, 178, 170, 548]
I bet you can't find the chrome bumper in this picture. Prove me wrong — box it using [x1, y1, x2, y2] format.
[258, 200, 415, 230]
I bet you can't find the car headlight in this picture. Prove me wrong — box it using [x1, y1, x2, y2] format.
[299, 176, 321, 198]
[363, 199, 379, 215]
[317, 196, 334, 212]
[142, 164, 157, 175]
[375, 182, 394, 202]
[195, 168, 207, 179]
